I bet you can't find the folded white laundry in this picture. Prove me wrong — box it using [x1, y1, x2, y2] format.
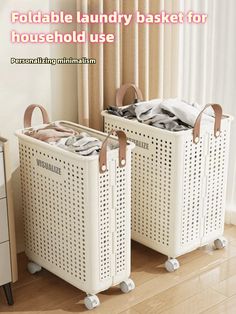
[192, 102, 215, 117]
[135, 99, 162, 121]
[160, 99, 214, 127]
[72, 136, 101, 148]
[78, 146, 101, 156]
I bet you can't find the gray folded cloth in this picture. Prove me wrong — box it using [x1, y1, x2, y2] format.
[107, 104, 136, 119]
[151, 120, 190, 131]
[142, 113, 190, 131]
[52, 133, 102, 156]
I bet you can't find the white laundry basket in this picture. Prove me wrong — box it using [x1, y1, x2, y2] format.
[16, 105, 135, 310]
[102, 84, 233, 272]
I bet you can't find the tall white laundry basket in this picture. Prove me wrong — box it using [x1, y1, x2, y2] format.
[102, 84, 233, 272]
[16, 105, 135, 310]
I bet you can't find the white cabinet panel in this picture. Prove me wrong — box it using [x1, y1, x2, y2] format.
[0, 199, 9, 243]
[0, 153, 6, 199]
[0, 242, 11, 285]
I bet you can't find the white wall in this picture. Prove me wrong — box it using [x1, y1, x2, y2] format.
[0, 0, 77, 252]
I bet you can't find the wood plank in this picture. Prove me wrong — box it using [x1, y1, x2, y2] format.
[119, 309, 140, 314]
[133, 276, 206, 314]
[231, 239, 236, 247]
[223, 226, 236, 242]
[0, 269, 82, 312]
[198, 256, 236, 287]
[211, 274, 236, 297]
[201, 295, 236, 314]
[131, 236, 236, 288]
[132, 256, 236, 314]
[157, 288, 226, 314]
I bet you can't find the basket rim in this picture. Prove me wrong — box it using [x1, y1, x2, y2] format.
[101, 110, 233, 138]
[15, 120, 135, 162]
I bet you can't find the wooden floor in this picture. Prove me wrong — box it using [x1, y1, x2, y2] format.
[1, 225, 236, 314]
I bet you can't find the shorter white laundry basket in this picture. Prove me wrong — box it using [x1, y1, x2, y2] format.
[16, 105, 135, 310]
[102, 84, 233, 272]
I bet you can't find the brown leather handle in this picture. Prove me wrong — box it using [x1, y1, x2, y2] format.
[24, 104, 50, 128]
[193, 104, 222, 144]
[99, 130, 127, 173]
[116, 83, 143, 107]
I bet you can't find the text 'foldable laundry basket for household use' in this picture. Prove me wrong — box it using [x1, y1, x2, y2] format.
[16, 105, 135, 310]
[102, 84, 233, 272]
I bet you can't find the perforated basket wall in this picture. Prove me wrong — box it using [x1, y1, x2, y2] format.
[103, 112, 232, 258]
[20, 143, 87, 282]
[17, 122, 132, 295]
